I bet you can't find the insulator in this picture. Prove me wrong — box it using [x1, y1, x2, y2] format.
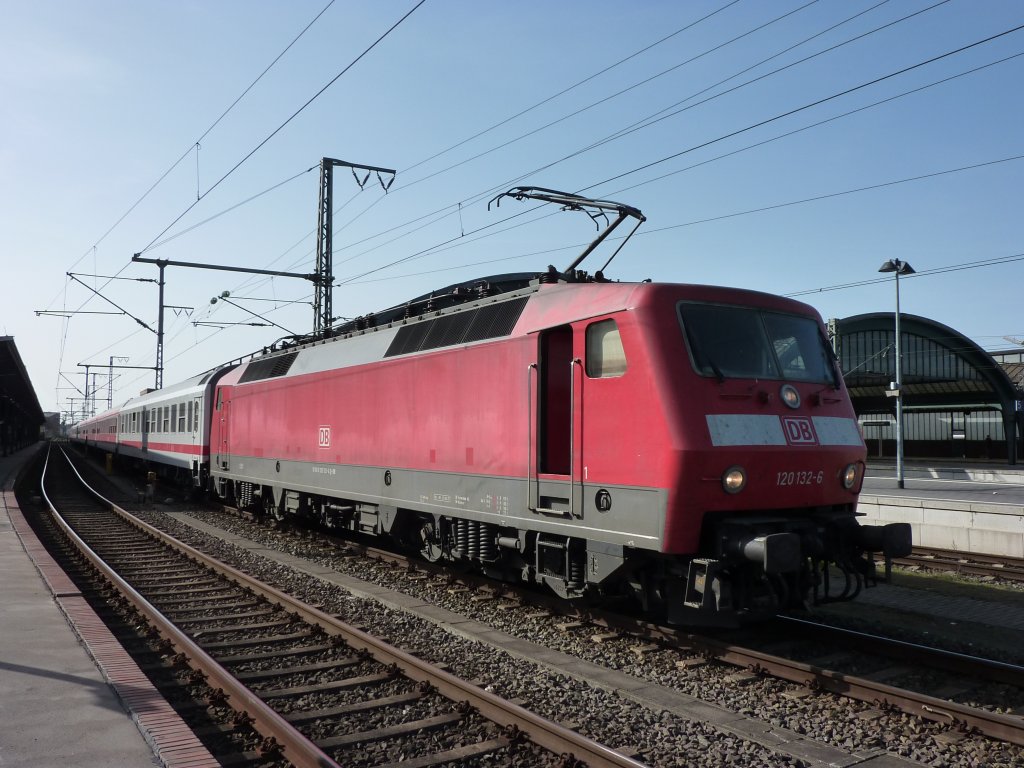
[479, 523, 497, 562]
[403, 302, 413, 319]
[538, 267, 559, 284]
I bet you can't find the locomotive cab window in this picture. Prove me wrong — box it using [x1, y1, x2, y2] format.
[678, 302, 836, 385]
[586, 319, 627, 378]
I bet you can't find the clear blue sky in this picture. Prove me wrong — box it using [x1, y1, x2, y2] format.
[2, 0, 1022, 418]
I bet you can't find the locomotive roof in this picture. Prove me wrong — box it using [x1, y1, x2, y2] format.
[216, 275, 827, 393]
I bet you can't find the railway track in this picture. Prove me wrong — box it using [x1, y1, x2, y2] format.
[212, 499, 1024, 749]
[887, 547, 1024, 583]
[39, 445, 644, 768]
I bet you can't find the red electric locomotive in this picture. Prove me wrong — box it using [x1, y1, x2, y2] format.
[202, 190, 910, 625]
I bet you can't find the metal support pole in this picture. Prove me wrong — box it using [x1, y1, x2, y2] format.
[879, 258, 914, 489]
[894, 269, 905, 489]
[108, 356, 129, 409]
[313, 158, 395, 338]
[156, 263, 165, 390]
[314, 160, 333, 338]
[80, 365, 92, 420]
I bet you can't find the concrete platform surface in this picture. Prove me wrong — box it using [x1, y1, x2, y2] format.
[0, 445, 159, 766]
[0, 444, 216, 768]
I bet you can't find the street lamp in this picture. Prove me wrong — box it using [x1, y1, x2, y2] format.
[878, 258, 915, 488]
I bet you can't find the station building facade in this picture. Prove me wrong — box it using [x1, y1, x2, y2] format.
[832, 314, 1023, 465]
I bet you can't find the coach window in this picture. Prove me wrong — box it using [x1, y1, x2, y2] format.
[178, 403, 187, 432]
[162, 406, 169, 433]
[586, 319, 627, 378]
[187, 401, 194, 432]
[171, 404, 177, 433]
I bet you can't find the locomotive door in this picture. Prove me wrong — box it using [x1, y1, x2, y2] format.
[215, 387, 230, 471]
[531, 326, 583, 517]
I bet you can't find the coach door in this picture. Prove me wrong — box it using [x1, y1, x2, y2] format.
[531, 325, 583, 517]
[191, 397, 201, 451]
[141, 407, 149, 452]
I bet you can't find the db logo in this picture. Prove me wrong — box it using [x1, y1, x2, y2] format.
[781, 417, 817, 446]
[318, 426, 331, 448]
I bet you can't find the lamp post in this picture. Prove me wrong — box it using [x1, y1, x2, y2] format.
[878, 258, 915, 488]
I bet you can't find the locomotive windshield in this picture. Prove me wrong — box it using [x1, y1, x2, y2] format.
[678, 302, 837, 385]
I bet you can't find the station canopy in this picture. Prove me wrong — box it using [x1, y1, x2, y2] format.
[833, 313, 1021, 462]
[1, 337, 44, 454]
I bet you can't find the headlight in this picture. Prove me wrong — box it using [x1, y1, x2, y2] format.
[780, 384, 801, 409]
[722, 466, 747, 494]
[841, 463, 858, 489]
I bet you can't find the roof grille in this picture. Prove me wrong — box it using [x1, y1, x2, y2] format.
[239, 352, 299, 383]
[385, 297, 527, 358]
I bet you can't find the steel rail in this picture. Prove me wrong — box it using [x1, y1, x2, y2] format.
[564, 607, 1024, 746]
[226, 503, 1024, 744]
[777, 616, 1024, 688]
[61, 450, 646, 768]
[330, 531, 1024, 745]
[43, 446, 342, 768]
[696, 639, 1024, 746]
[893, 547, 1024, 583]
[559, 602, 1024, 745]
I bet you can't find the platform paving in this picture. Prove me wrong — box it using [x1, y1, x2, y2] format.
[0, 444, 216, 768]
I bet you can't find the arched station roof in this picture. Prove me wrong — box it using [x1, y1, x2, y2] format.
[835, 311, 1019, 456]
[835, 313, 1020, 417]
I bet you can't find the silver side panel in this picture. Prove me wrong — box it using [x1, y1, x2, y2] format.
[216, 457, 667, 551]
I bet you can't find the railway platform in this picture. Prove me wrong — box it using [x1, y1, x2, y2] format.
[866, 457, 1024, 485]
[0, 443, 215, 768]
[861, 458, 1024, 559]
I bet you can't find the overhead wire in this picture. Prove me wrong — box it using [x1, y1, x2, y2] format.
[332, 41, 1024, 285]
[145, 165, 318, 252]
[400, 0, 744, 176]
[316, 0, 947, 268]
[136, 0, 427, 255]
[181, 0, 762, 290]
[63, 3, 426, 409]
[339, 152, 1023, 286]
[786, 252, 1024, 298]
[397, 0, 827, 192]
[53, 0, 340, 407]
[606, 52, 1024, 200]
[578, 22, 1024, 194]
[54, 0, 338, 287]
